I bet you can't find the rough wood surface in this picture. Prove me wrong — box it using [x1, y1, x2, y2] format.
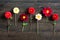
[0, 0, 60, 40]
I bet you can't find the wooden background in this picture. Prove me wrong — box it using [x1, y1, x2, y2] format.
[0, 0, 60, 40]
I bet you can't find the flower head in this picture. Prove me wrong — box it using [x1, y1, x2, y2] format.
[42, 7, 52, 17]
[5, 11, 12, 19]
[20, 14, 28, 21]
[35, 13, 42, 21]
[52, 14, 59, 21]
[13, 7, 20, 14]
[28, 7, 35, 15]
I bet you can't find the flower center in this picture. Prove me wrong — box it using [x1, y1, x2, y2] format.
[37, 16, 40, 19]
[15, 9, 17, 11]
[46, 10, 49, 14]
[23, 16, 26, 19]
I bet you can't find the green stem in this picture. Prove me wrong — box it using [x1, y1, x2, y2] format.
[14, 14, 17, 27]
[7, 19, 10, 32]
[46, 17, 49, 23]
[53, 21, 56, 32]
[22, 22, 28, 32]
[37, 21, 39, 34]
[22, 22, 24, 32]
[53, 21, 56, 39]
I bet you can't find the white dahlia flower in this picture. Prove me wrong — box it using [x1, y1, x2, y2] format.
[35, 13, 42, 21]
[13, 7, 20, 14]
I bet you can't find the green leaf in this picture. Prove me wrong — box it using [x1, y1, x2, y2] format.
[53, 21, 56, 26]
[22, 23, 28, 26]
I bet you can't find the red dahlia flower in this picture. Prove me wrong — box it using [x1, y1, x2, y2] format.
[5, 11, 12, 19]
[28, 7, 35, 15]
[52, 14, 59, 21]
[20, 14, 28, 21]
[42, 7, 52, 17]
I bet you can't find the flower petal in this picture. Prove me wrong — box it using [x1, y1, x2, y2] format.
[35, 13, 42, 21]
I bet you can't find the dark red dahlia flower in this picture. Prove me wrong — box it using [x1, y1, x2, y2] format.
[42, 7, 52, 17]
[20, 14, 28, 21]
